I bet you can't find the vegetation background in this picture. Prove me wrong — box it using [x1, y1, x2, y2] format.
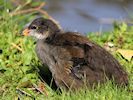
[0, 0, 133, 99]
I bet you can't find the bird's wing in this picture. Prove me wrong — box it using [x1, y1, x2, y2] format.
[52, 32, 127, 83]
[48, 32, 94, 57]
[54, 32, 93, 47]
[50, 32, 96, 79]
[43, 32, 128, 86]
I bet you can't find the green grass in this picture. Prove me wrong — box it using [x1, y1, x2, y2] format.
[0, 1, 133, 100]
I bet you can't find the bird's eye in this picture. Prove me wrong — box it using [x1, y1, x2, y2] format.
[30, 25, 37, 29]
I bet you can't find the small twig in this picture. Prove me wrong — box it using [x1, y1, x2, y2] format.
[10, 8, 38, 16]
[37, 2, 45, 10]
[10, 43, 23, 52]
[16, 88, 34, 98]
[10, 2, 45, 16]
[10, 2, 62, 31]
[33, 82, 48, 97]
[38, 9, 50, 18]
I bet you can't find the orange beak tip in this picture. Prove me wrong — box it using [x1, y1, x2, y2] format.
[22, 28, 30, 36]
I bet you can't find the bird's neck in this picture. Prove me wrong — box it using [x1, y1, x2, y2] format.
[45, 34, 55, 43]
[44, 31, 62, 44]
[37, 29, 63, 46]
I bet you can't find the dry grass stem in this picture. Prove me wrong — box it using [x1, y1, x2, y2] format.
[10, 43, 23, 52]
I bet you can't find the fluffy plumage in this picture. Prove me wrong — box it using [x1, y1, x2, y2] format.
[23, 17, 128, 90]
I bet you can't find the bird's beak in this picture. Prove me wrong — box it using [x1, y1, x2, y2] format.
[22, 28, 30, 36]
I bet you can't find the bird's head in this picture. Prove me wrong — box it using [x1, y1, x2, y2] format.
[22, 17, 61, 40]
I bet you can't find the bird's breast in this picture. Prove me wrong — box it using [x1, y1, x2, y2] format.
[36, 40, 72, 74]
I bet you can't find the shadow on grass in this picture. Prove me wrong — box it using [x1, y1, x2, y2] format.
[37, 65, 58, 91]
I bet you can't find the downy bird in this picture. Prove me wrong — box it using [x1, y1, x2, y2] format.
[23, 17, 128, 90]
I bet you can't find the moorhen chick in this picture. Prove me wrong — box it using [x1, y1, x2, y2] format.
[23, 17, 128, 90]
